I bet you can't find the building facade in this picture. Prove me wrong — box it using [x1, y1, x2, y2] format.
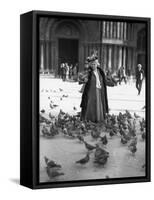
[39, 17, 146, 76]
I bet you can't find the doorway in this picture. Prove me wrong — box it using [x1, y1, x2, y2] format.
[58, 38, 79, 75]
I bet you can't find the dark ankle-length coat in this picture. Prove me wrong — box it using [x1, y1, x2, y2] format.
[80, 67, 109, 122]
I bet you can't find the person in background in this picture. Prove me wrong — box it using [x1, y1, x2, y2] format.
[80, 55, 109, 122]
[136, 64, 144, 95]
[106, 70, 117, 86]
[65, 63, 69, 80]
[63, 63, 67, 81]
[73, 64, 78, 81]
[69, 64, 73, 79]
[60, 63, 65, 81]
[118, 66, 127, 84]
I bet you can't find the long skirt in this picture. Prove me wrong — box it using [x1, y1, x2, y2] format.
[85, 88, 104, 122]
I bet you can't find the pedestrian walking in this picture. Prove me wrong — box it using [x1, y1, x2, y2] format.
[136, 64, 144, 95]
[118, 66, 127, 84]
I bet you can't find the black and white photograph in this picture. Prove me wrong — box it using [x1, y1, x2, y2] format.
[39, 14, 149, 183]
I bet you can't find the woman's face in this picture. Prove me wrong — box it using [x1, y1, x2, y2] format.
[90, 61, 97, 71]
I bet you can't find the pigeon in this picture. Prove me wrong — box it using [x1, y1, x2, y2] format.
[49, 125, 58, 136]
[59, 88, 63, 92]
[40, 109, 45, 113]
[121, 136, 128, 144]
[95, 145, 109, 159]
[46, 167, 64, 179]
[63, 127, 68, 136]
[59, 109, 65, 115]
[42, 126, 50, 136]
[94, 145, 109, 165]
[129, 145, 137, 155]
[99, 135, 108, 145]
[141, 131, 146, 140]
[50, 103, 54, 109]
[94, 156, 109, 165]
[84, 141, 96, 151]
[129, 137, 137, 147]
[91, 130, 100, 139]
[142, 163, 145, 168]
[44, 156, 61, 168]
[109, 130, 115, 137]
[53, 104, 59, 108]
[134, 113, 140, 119]
[77, 135, 84, 143]
[62, 94, 68, 98]
[49, 112, 55, 120]
[73, 106, 77, 111]
[76, 152, 90, 164]
[142, 105, 145, 110]
[125, 110, 132, 119]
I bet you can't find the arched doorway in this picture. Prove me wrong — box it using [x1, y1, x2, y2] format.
[50, 20, 84, 76]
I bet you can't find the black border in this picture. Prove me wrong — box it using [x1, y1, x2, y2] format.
[21, 10, 151, 189]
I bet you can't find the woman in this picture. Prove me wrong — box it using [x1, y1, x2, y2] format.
[80, 56, 109, 122]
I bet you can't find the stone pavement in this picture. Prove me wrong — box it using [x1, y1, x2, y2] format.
[40, 77, 145, 118]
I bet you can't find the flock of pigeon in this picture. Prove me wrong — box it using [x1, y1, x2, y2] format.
[40, 89, 146, 180]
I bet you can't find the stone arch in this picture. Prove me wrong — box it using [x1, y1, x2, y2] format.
[42, 19, 88, 75]
[47, 19, 87, 41]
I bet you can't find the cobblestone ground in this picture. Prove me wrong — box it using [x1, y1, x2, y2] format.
[39, 77, 146, 183]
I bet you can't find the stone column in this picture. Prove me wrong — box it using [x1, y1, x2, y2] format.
[103, 21, 106, 38]
[113, 22, 117, 38]
[113, 45, 118, 72]
[100, 43, 103, 66]
[127, 23, 130, 41]
[103, 45, 107, 72]
[117, 22, 120, 39]
[106, 22, 110, 38]
[110, 21, 113, 38]
[51, 41, 55, 73]
[127, 47, 132, 76]
[79, 42, 84, 72]
[132, 47, 137, 75]
[43, 41, 46, 71]
[40, 42, 44, 71]
[46, 41, 49, 73]
[118, 46, 122, 69]
[124, 22, 127, 40]
[123, 47, 126, 68]
[50, 41, 52, 72]
[120, 22, 124, 39]
[52, 41, 56, 76]
[108, 46, 112, 71]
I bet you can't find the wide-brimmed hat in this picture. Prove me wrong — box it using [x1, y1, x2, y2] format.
[86, 55, 98, 63]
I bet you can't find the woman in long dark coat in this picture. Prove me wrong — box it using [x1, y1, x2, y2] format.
[80, 57, 109, 123]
